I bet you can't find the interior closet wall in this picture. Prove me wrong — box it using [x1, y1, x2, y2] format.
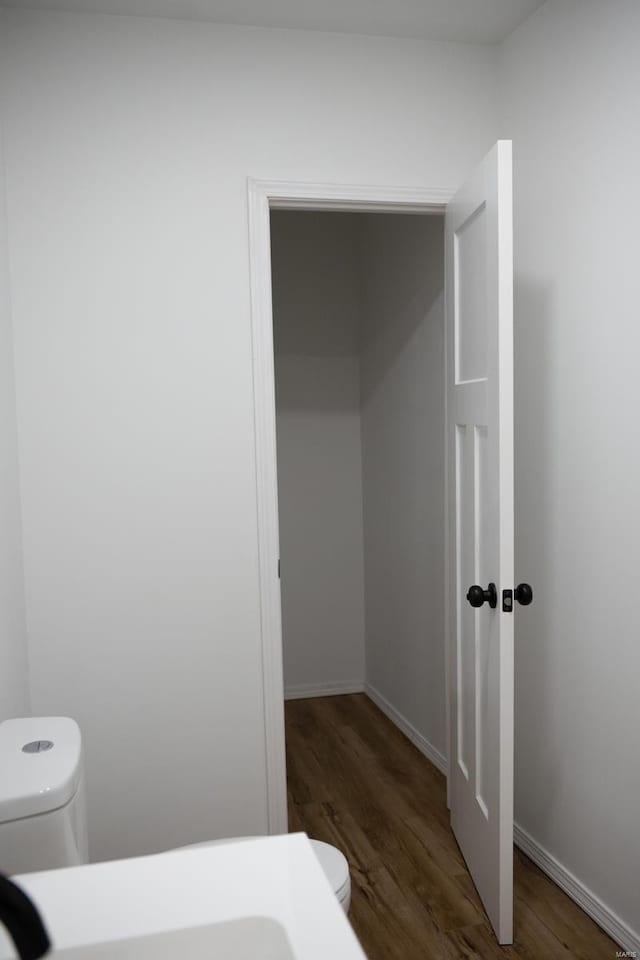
[359, 214, 446, 760]
[0, 109, 30, 724]
[273, 210, 446, 757]
[272, 212, 366, 697]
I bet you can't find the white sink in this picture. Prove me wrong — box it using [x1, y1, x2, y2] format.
[52, 917, 295, 959]
[0, 835, 367, 960]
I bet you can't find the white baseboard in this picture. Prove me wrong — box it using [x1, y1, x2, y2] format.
[364, 681, 447, 775]
[284, 680, 365, 701]
[513, 823, 640, 953]
[363, 682, 638, 953]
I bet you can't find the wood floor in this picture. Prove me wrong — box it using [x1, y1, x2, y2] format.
[285, 694, 616, 960]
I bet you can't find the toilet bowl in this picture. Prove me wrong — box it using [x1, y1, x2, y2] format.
[179, 837, 351, 914]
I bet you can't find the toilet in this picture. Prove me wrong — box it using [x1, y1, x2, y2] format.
[0, 717, 89, 876]
[0, 717, 351, 914]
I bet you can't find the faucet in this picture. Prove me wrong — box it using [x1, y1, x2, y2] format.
[0, 875, 51, 959]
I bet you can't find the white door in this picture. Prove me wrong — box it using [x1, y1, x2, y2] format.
[446, 140, 514, 944]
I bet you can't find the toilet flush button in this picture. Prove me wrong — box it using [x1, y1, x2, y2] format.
[22, 740, 54, 753]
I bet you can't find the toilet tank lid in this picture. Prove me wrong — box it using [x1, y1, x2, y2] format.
[0, 717, 83, 824]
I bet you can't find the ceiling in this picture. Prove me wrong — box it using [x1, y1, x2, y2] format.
[0, 0, 546, 44]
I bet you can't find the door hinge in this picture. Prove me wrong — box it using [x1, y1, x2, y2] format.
[278, 559, 280, 579]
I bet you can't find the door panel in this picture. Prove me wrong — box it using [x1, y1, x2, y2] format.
[446, 141, 514, 944]
[456, 202, 488, 382]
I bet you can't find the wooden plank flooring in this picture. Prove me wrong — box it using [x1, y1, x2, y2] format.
[285, 694, 617, 960]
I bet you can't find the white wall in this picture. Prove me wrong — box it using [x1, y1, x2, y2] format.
[0, 7, 498, 861]
[0, 81, 30, 724]
[500, 0, 640, 943]
[3, 2, 637, 943]
[272, 212, 365, 697]
[359, 213, 446, 757]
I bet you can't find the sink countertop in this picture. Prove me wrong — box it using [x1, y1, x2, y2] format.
[0, 834, 368, 959]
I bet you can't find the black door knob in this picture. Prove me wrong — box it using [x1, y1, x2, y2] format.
[515, 583, 533, 605]
[466, 583, 497, 609]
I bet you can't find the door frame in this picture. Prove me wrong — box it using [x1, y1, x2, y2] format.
[247, 178, 454, 833]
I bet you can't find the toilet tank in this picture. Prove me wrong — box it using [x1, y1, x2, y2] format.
[0, 717, 88, 875]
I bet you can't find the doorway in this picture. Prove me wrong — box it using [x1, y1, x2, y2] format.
[246, 179, 451, 841]
[271, 209, 446, 746]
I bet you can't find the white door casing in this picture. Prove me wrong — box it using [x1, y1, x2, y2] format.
[247, 179, 452, 837]
[446, 140, 514, 944]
